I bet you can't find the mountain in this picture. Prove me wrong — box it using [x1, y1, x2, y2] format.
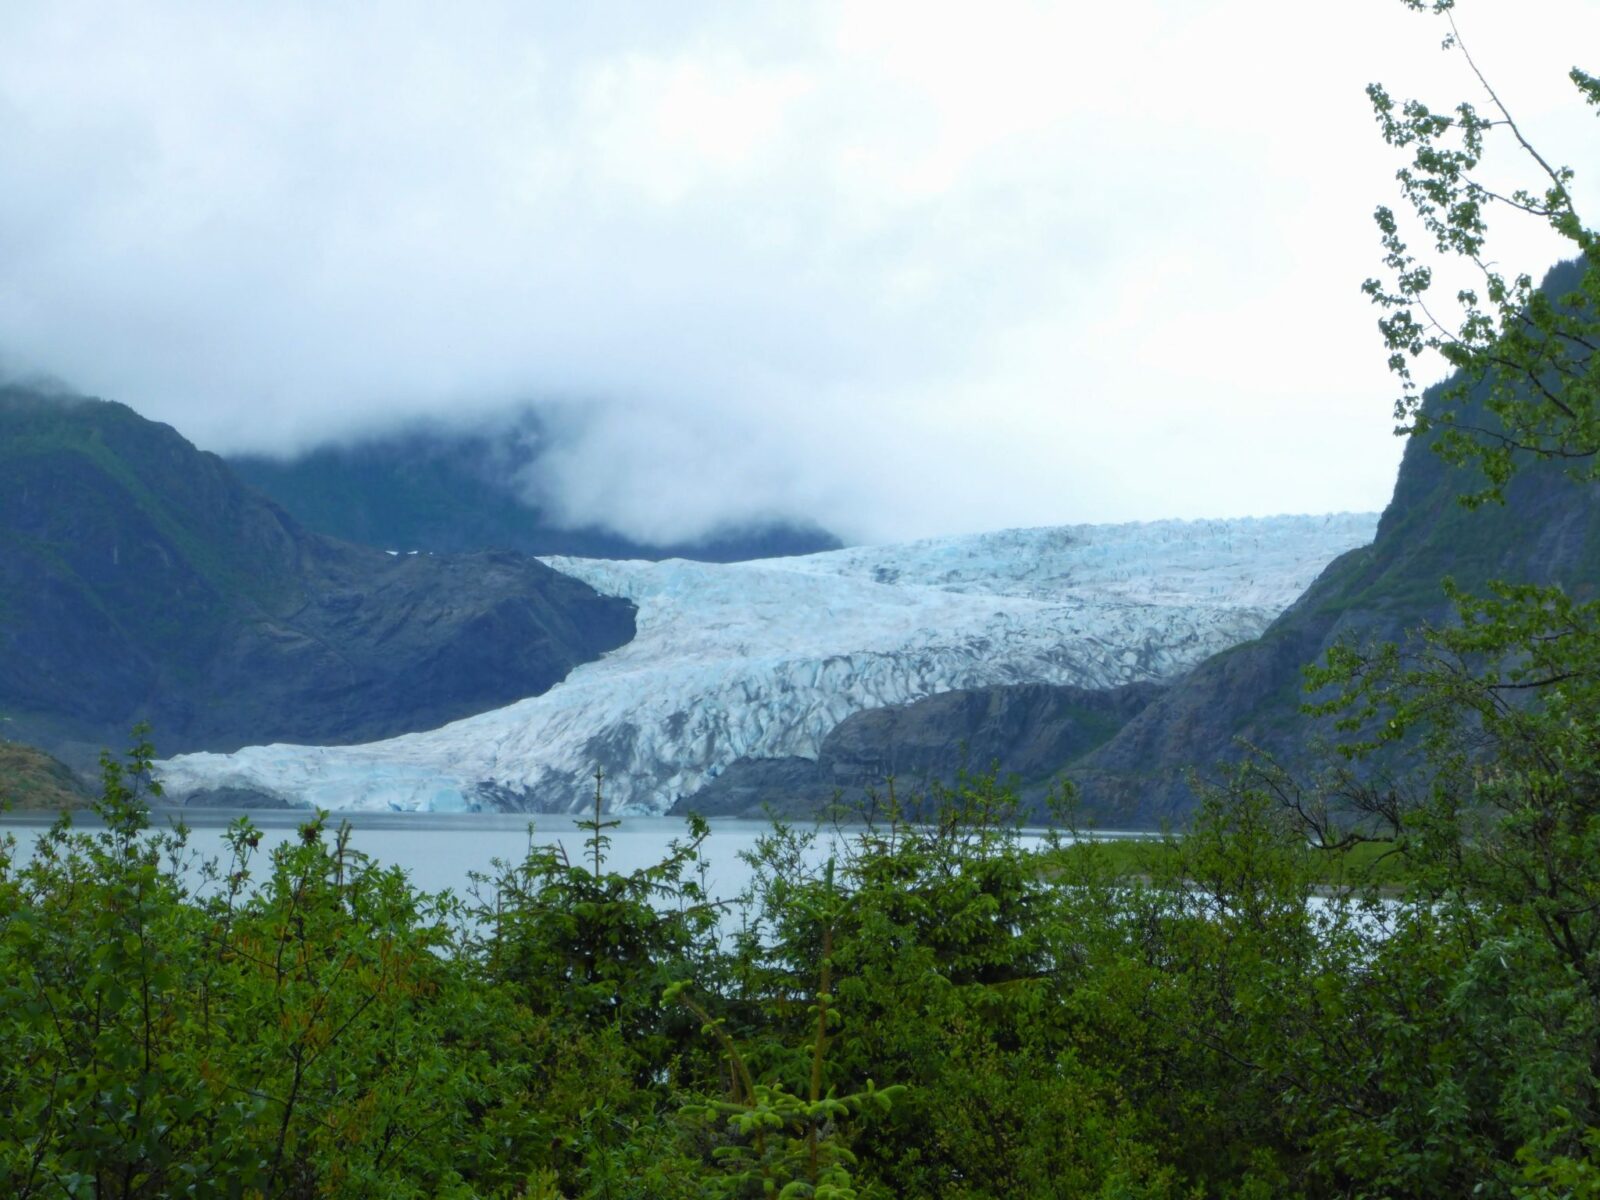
[228, 410, 842, 562]
[0, 741, 96, 810]
[0, 387, 636, 769]
[157, 515, 1377, 813]
[679, 680, 1165, 817]
[1060, 261, 1600, 825]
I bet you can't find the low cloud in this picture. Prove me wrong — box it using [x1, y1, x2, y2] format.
[1, 1, 1595, 543]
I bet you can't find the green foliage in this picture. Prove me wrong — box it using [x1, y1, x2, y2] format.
[1287, 3, 1600, 1190]
[0, 732, 1594, 1196]
[1364, 6, 1598, 500]
[5, 7, 1600, 1196]
[0, 731, 481, 1197]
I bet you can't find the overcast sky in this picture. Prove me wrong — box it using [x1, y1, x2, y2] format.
[1, 1, 1595, 544]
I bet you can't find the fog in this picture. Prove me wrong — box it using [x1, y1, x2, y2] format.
[1, 1, 1595, 542]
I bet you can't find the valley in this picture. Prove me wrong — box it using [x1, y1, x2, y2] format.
[156, 515, 1377, 814]
[5, 2, 1600, 1191]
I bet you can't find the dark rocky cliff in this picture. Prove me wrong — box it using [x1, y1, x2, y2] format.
[1068, 262, 1600, 825]
[0, 388, 636, 767]
[678, 681, 1163, 817]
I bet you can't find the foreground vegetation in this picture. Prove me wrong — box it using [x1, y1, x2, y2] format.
[2, 4, 1597, 1195]
[0, 737, 1593, 1199]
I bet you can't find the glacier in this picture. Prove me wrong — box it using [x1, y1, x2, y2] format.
[158, 515, 1378, 814]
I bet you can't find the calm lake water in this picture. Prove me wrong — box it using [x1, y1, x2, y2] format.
[0, 810, 790, 905]
[0, 809, 1123, 909]
[0, 810, 1380, 940]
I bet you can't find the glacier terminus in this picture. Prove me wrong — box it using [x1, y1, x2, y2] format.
[158, 515, 1379, 814]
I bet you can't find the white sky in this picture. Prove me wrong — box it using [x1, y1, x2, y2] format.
[0, 1, 1595, 544]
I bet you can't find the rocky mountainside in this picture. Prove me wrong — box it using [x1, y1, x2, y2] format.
[157, 516, 1376, 813]
[1065, 261, 1600, 825]
[229, 410, 841, 562]
[674, 264, 1600, 828]
[0, 388, 636, 768]
[680, 680, 1164, 817]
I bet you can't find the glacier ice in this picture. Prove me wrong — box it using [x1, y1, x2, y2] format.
[159, 514, 1378, 813]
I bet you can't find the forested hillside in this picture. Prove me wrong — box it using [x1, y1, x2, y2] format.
[0, 742, 93, 810]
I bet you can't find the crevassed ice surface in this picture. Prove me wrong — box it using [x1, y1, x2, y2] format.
[159, 515, 1378, 814]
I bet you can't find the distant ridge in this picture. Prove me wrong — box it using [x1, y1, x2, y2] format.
[229, 410, 842, 563]
[0, 387, 636, 769]
[679, 681, 1164, 818]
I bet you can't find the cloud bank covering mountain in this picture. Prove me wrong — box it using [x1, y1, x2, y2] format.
[227, 408, 842, 562]
[5, 3, 1595, 544]
[158, 514, 1378, 813]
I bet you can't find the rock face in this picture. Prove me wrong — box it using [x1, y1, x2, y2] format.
[1068, 261, 1600, 826]
[679, 681, 1164, 817]
[229, 410, 842, 562]
[0, 388, 637, 767]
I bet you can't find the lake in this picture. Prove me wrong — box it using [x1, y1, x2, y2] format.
[0, 809, 797, 906]
[0, 809, 1379, 939]
[0, 808, 1136, 911]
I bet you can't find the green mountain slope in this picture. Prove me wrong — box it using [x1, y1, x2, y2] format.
[0, 388, 637, 768]
[0, 740, 94, 809]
